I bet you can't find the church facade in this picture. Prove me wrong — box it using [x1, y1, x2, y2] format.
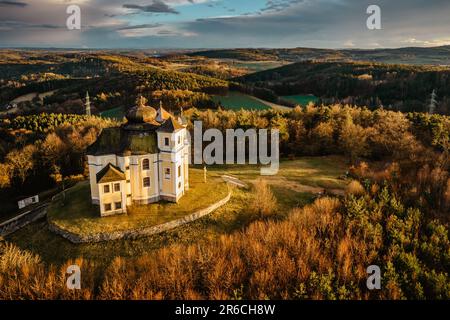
[86, 98, 190, 217]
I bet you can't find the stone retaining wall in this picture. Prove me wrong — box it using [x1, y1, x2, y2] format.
[0, 206, 48, 237]
[48, 191, 232, 244]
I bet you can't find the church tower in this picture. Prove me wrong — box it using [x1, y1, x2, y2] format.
[85, 91, 91, 116]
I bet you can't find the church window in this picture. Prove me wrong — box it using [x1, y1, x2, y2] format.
[165, 168, 171, 179]
[143, 159, 150, 170]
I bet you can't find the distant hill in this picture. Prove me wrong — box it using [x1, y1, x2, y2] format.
[236, 60, 450, 114]
[0, 51, 228, 113]
[191, 46, 450, 66]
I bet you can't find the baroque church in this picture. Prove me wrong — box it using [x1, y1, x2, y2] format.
[86, 97, 190, 217]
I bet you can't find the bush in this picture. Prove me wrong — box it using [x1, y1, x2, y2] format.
[250, 179, 278, 218]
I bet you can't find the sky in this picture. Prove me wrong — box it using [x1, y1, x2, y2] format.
[0, 0, 450, 49]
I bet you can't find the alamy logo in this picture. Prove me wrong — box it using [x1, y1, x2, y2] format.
[366, 5, 381, 30]
[366, 265, 381, 290]
[190, 121, 280, 175]
[66, 265, 81, 290]
[66, 5, 81, 30]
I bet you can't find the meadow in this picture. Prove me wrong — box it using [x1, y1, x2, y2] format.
[212, 92, 272, 110]
[281, 95, 319, 106]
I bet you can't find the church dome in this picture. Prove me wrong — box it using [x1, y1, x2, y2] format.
[126, 96, 157, 124]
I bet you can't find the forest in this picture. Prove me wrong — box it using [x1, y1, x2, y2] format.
[236, 61, 450, 114]
[0, 105, 448, 299]
[0, 49, 449, 300]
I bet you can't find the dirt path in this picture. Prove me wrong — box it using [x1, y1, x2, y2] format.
[249, 176, 345, 196]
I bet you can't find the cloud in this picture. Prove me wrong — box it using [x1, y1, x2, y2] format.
[123, 1, 180, 14]
[0, 0, 27, 7]
[117, 23, 162, 30]
[117, 23, 196, 37]
[261, 0, 304, 13]
[0, 0, 450, 49]
[401, 37, 450, 47]
[0, 20, 62, 29]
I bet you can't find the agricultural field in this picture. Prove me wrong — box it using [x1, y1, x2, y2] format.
[212, 91, 272, 110]
[229, 60, 289, 72]
[281, 94, 319, 106]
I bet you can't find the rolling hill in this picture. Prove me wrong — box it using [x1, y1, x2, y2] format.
[235, 60, 450, 114]
[191, 46, 450, 66]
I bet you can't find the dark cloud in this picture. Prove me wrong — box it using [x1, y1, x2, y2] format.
[117, 23, 162, 30]
[0, 20, 61, 29]
[123, 1, 179, 14]
[0, 1, 27, 7]
[261, 0, 304, 13]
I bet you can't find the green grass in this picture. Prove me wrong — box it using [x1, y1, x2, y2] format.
[47, 169, 229, 236]
[212, 92, 271, 110]
[100, 107, 125, 120]
[281, 94, 319, 106]
[204, 156, 349, 209]
[6, 156, 349, 267]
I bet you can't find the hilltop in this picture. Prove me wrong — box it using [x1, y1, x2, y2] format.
[191, 46, 450, 65]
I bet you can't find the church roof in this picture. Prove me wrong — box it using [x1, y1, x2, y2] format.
[86, 100, 185, 156]
[156, 105, 173, 123]
[157, 117, 184, 133]
[86, 127, 159, 156]
[125, 96, 158, 124]
[96, 163, 126, 184]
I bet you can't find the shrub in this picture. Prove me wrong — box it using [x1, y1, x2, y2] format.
[250, 179, 278, 218]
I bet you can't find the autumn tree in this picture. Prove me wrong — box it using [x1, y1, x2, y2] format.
[339, 115, 370, 163]
[5, 145, 37, 187]
[0, 163, 11, 188]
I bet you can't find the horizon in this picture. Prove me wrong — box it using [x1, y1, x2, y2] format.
[2, 44, 450, 51]
[1, 0, 450, 49]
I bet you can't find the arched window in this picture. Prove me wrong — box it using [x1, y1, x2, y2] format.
[142, 159, 150, 170]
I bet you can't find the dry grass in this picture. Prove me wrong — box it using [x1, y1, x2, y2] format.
[0, 197, 375, 300]
[250, 179, 278, 218]
[346, 180, 365, 196]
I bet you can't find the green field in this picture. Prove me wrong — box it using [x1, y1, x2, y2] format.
[212, 92, 271, 110]
[281, 94, 319, 106]
[100, 107, 125, 120]
[6, 156, 349, 266]
[232, 60, 289, 72]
